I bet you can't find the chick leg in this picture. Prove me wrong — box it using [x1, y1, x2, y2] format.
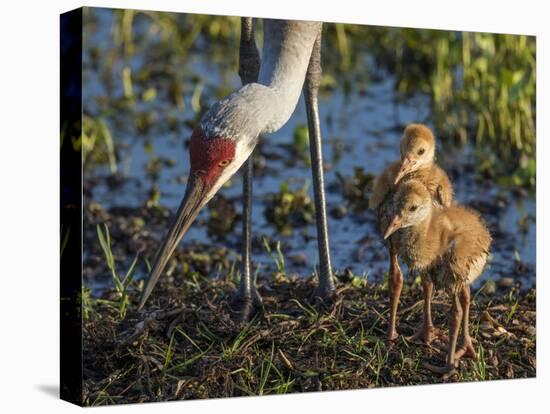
[407, 276, 445, 345]
[424, 293, 462, 375]
[387, 247, 403, 341]
[447, 294, 463, 367]
[454, 286, 476, 360]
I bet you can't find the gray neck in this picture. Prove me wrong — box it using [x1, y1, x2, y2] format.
[201, 19, 321, 139]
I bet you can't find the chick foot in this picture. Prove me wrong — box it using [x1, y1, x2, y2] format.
[454, 338, 476, 360]
[406, 324, 446, 345]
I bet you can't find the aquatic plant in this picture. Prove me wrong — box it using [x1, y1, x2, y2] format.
[374, 29, 534, 186]
[82, 116, 117, 173]
[336, 167, 375, 211]
[264, 181, 315, 235]
[87, 8, 535, 188]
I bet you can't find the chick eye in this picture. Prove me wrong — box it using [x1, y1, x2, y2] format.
[218, 159, 231, 167]
[409, 205, 418, 212]
[417, 148, 425, 156]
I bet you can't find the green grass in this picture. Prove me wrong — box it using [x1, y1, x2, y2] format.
[96, 223, 138, 318]
[263, 237, 286, 275]
[82, 275, 535, 405]
[473, 344, 487, 380]
[506, 301, 520, 323]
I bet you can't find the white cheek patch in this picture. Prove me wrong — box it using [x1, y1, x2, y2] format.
[403, 203, 431, 227]
[420, 148, 436, 165]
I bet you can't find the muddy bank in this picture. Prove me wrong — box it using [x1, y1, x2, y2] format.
[83, 275, 535, 405]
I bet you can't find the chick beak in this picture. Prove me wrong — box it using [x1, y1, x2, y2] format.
[384, 215, 403, 240]
[394, 156, 415, 184]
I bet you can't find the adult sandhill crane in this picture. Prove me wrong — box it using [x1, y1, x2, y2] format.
[138, 18, 335, 319]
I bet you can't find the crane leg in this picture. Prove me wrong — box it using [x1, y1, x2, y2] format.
[304, 28, 336, 302]
[231, 17, 262, 321]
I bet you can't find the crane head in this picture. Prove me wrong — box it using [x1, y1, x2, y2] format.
[138, 126, 252, 309]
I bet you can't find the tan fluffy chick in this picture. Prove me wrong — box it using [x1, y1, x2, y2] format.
[369, 124, 454, 343]
[384, 180, 491, 374]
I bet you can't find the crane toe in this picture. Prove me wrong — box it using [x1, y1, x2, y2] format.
[229, 290, 263, 322]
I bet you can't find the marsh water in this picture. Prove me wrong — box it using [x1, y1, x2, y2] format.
[82, 9, 535, 293]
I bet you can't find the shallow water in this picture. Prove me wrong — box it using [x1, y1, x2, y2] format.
[82, 8, 535, 292]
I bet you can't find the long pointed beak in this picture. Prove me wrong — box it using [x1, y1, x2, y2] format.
[383, 215, 403, 240]
[138, 175, 208, 310]
[394, 156, 415, 184]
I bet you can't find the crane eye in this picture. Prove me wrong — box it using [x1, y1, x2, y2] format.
[218, 159, 231, 167]
[417, 148, 425, 156]
[409, 205, 418, 212]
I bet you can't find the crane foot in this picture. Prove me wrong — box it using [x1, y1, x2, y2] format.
[311, 283, 337, 308]
[229, 290, 263, 322]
